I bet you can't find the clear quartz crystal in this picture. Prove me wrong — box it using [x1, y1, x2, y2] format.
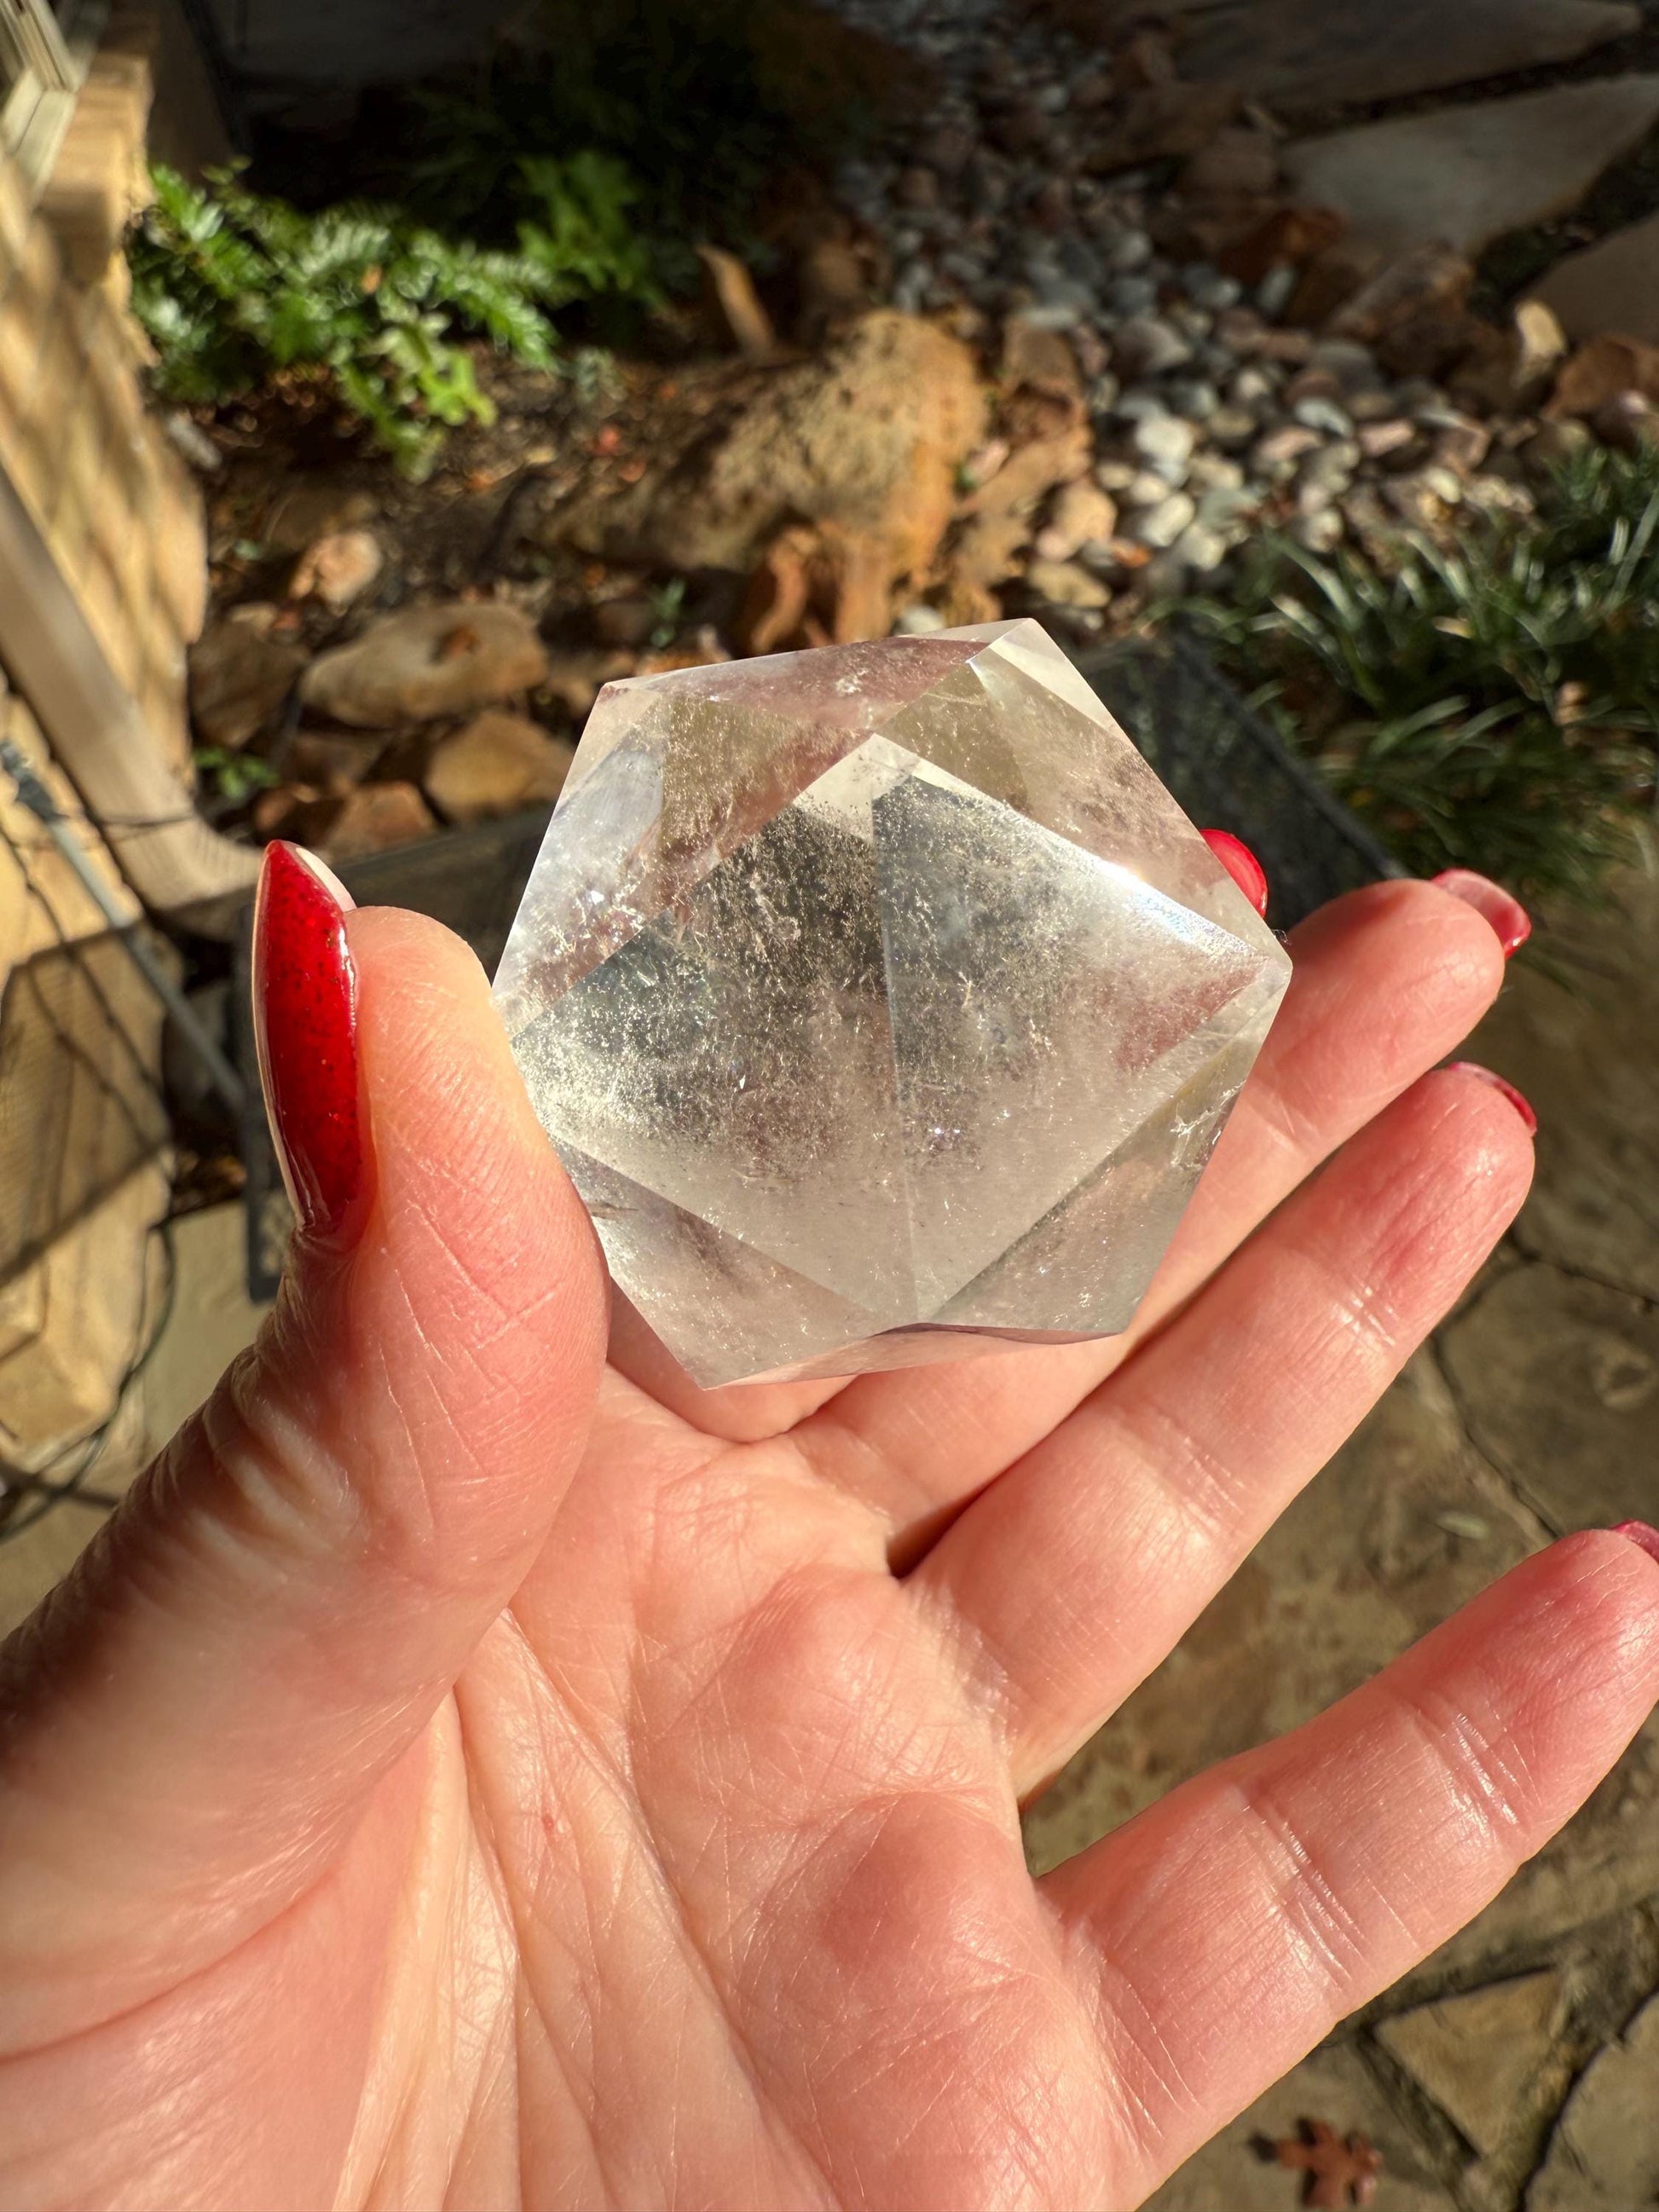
[494, 620, 1291, 1388]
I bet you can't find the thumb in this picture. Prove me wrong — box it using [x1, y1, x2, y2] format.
[0, 843, 607, 2042]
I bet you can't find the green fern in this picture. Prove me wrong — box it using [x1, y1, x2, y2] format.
[128, 161, 653, 476]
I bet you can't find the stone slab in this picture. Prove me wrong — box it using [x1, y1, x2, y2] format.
[1376, 1972, 1562, 2157]
[1144, 2042, 1452, 2210]
[1535, 210, 1659, 350]
[1176, 0, 1640, 114]
[1529, 1992, 1659, 2209]
[1283, 79, 1659, 257]
[1025, 1347, 1547, 1874]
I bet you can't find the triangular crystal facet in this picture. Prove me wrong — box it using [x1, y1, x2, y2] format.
[496, 621, 1292, 1386]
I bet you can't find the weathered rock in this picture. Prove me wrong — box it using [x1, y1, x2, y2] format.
[1221, 203, 1348, 287]
[1592, 389, 1659, 451]
[1284, 79, 1659, 257]
[287, 528, 384, 614]
[736, 520, 892, 653]
[1546, 332, 1659, 418]
[1129, 490, 1197, 548]
[263, 483, 376, 556]
[312, 782, 436, 862]
[543, 313, 984, 590]
[188, 605, 306, 750]
[1176, 0, 1639, 114]
[1034, 478, 1119, 561]
[1325, 244, 1476, 346]
[945, 424, 1092, 599]
[1533, 209, 1659, 346]
[1113, 315, 1194, 378]
[300, 603, 550, 728]
[1529, 1993, 1659, 2210]
[795, 236, 870, 341]
[1024, 557, 1111, 608]
[1377, 1972, 1562, 2157]
[424, 710, 575, 825]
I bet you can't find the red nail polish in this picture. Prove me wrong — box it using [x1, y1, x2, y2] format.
[1201, 829, 1269, 916]
[252, 841, 369, 1245]
[1431, 869, 1531, 958]
[1444, 1060, 1538, 1135]
[1611, 1522, 1659, 1569]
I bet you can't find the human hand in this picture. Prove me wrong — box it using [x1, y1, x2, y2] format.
[3, 846, 1655, 2211]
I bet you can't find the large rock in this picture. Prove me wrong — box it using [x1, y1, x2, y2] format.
[1376, 1972, 1562, 2157]
[424, 711, 575, 825]
[1176, 0, 1639, 113]
[1283, 78, 1659, 257]
[300, 603, 550, 729]
[540, 312, 985, 589]
[1533, 210, 1659, 344]
[188, 605, 305, 750]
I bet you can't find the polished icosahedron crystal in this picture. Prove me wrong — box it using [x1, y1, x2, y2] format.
[494, 620, 1291, 1387]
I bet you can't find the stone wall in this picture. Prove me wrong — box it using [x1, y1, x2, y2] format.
[0, 5, 208, 783]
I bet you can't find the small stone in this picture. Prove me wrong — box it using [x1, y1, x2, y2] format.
[1165, 301, 1215, 345]
[1196, 483, 1260, 529]
[1188, 453, 1246, 492]
[1253, 424, 1322, 471]
[1162, 378, 1220, 420]
[1138, 548, 1192, 599]
[1291, 507, 1345, 552]
[1208, 405, 1260, 448]
[1114, 390, 1172, 423]
[1180, 127, 1280, 201]
[1181, 265, 1243, 313]
[1173, 521, 1228, 572]
[1229, 364, 1281, 409]
[1358, 418, 1419, 461]
[1593, 389, 1659, 452]
[896, 165, 940, 211]
[1345, 387, 1403, 424]
[1214, 303, 1268, 355]
[1129, 490, 1198, 548]
[893, 603, 948, 634]
[1256, 262, 1298, 320]
[1132, 413, 1199, 476]
[1087, 371, 1123, 414]
[1113, 315, 1194, 377]
[1433, 414, 1493, 476]
[288, 528, 384, 614]
[1377, 1972, 1560, 2159]
[1293, 395, 1356, 437]
[1035, 478, 1120, 561]
[301, 602, 551, 729]
[264, 483, 378, 556]
[1095, 458, 1138, 491]
[424, 709, 576, 825]
[315, 780, 437, 862]
[1123, 469, 1177, 508]
[1105, 274, 1160, 320]
[1025, 556, 1112, 608]
[188, 605, 307, 751]
[1104, 228, 1154, 272]
[1421, 464, 1465, 503]
[1384, 471, 1456, 528]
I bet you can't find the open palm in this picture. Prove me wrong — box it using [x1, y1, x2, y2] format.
[3, 877, 1656, 2212]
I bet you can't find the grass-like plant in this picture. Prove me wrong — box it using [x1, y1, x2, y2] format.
[130, 159, 656, 476]
[1190, 446, 1659, 907]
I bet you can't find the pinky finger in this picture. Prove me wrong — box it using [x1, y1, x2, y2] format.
[1043, 1532, 1659, 2204]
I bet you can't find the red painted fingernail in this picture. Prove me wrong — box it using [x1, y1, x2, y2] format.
[1201, 829, 1269, 916]
[1610, 1522, 1659, 1568]
[252, 841, 369, 1245]
[1431, 869, 1531, 958]
[1445, 1060, 1538, 1134]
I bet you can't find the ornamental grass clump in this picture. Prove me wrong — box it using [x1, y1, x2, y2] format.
[1191, 445, 1659, 910]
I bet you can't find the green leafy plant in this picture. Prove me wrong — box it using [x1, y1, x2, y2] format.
[400, 0, 900, 279]
[129, 161, 655, 475]
[1189, 447, 1659, 908]
[193, 748, 280, 806]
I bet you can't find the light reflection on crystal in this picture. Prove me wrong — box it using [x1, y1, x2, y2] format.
[496, 620, 1292, 1387]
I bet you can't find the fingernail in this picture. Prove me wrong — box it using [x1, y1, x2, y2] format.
[252, 841, 369, 1245]
[1444, 1060, 1538, 1135]
[1201, 828, 1269, 916]
[1610, 1522, 1659, 1569]
[1431, 869, 1532, 958]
